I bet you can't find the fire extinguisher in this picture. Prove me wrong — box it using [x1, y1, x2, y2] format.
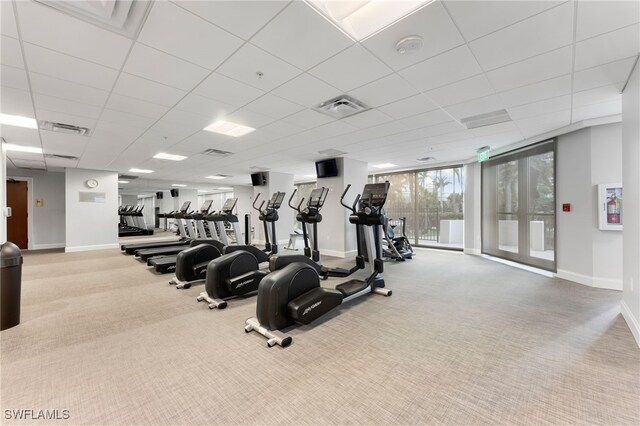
[607, 194, 621, 224]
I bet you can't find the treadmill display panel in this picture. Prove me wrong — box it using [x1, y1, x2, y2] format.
[222, 198, 238, 213]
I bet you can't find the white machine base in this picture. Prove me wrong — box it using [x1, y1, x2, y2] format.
[197, 292, 228, 309]
[244, 317, 293, 348]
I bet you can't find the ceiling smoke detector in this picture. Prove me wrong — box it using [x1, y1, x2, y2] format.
[39, 121, 90, 136]
[396, 35, 423, 55]
[460, 109, 512, 129]
[314, 95, 369, 119]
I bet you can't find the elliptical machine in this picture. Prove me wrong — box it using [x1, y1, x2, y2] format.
[244, 182, 393, 348]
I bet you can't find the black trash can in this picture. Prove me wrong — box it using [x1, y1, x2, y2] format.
[1, 241, 23, 331]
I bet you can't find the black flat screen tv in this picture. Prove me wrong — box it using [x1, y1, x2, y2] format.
[315, 158, 338, 178]
[251, 172, 267, 186]
[170, 189, 179, 197]
[156, 192, 163, 199]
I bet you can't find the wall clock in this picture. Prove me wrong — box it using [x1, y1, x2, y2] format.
[86, 179, 99, 188]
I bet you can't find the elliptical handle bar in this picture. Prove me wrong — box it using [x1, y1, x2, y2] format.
[340, 184, 357, 213]
[252, 193, 265, 212]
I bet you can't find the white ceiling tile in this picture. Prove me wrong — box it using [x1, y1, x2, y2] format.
[1, 1, 17, 38]
[281, 109, 335, 129]
[309, 45, 392, 92]
[349, 74, 418, 108]
[217, 43, 302, 91]
[377, 94, 438, 119]
[443, 94, 507, 121]
[0, 125, 40, 145]
[33, 93, 103, 119]
[574, 24, 640, 70]
[497, 75, 572, 108]
[36, 108, 97, 130]
[469, 2, 573, 71]
[1, 65, 29, 91]
[342, 109, 394, 129]
[15, 0, 132, 69]
[175, 93, 236, 121]
[362, 1, 464, 71]
[93, 119, 146, 139]
[507, 95, 571, 120]
[41, 131, 88, 156]
[311, 120, 358, 138]
[573, 85, 622, 108]
[100, 109, 156, 130]
[398, 45, 483, 92]
[396, 109, 455, 131]
[576, 0, 640, 41]
[44, 157, 79, 168]
[1, 35, 24, 68]
[0, 86, 34, 117]
[271, 72, 341, 108]
[471, 120, 522, 137]
[138, 1, 243, 70]
[572, 99, 622, 122]
[29, 73, 109, 107]
[174, 0, 289, 41]
[225, 108, 277, 129]
[194, 72, 264, 108]
[573, 57, 636, 92]
[244, 93, 304, 120]
[426, 74, 496, 107]
[443, 0, 566, 41]
[105, 93, 169, 120]
[515, 110, 571, 138]
[487, 46, 572, 91]
[23, 43, 118, 91]
[112, 73, 187, 107]
[123, 43, 210, 91]
[251, 1, 353, 70]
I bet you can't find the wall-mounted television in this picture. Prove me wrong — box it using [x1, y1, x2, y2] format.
[315, 158, 338, 178]
[251, 172, 267, 186]
[170, 189, 179, 197]
[156, 191, 163, 199]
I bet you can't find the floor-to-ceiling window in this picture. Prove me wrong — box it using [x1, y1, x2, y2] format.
[482, 140, 556, 271]
[371, 165, 464, 250]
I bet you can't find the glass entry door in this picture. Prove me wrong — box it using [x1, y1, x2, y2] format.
[482, 140, 556, 271]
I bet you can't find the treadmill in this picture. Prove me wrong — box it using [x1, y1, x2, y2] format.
[203, 198, 241, 246]
[134, 201, 213, 261]
[121, 202, 191, 254]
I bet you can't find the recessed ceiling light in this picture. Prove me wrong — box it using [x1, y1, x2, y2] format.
[171, 184, 187, 187]
[0, 113, 38, 129]
[197, 190, 212, 193]
[3, 143, 43, 154]
[129, 168, 154, 174]
[205, 175, 227, 180]
[307, 0, 434, 41]
[203, 120, 255, 137]
[153, 152, 187, 161]
[118, 180, 129, 184]
[372, 163, 398, 169]
[217, 187, 233, 190]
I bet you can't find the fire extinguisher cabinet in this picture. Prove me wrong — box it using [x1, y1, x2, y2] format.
[1, 241, 23, 331]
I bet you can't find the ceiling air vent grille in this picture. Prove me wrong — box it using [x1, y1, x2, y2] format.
[317, 148, 347, 156]
[45, 154, 80, 161]
[416, 156, 435, 163]
[460, 109, 511, 129]
[202, 149, 234, 157]
[12, 160, 47, 170]
[314, 95, 369, 119]
[118, 174, 139, 180]
[39, 121, 91, 136]
[249, 166, 270, 171]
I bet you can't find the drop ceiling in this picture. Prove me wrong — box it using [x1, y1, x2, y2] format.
[1, 0, 638, 192]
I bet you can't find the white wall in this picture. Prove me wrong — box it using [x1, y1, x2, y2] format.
[7, 169, 65, 249]
[621, 60, 640, 347]
[0, 145, 6, 243]
[178, 189, 198, 212]
[340, 158, 368, 254]
[252, 172, 293, 246]
[65, 168, 118, 252]
[233, 185, 253, 244]
[463, 162, 481, 255]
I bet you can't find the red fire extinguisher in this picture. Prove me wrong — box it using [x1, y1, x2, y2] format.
[607, 194, 621, 224]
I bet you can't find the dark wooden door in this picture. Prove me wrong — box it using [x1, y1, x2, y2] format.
[6, 180, 28, 249]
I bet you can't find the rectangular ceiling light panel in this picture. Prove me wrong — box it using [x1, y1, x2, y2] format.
[306, 0, 433, 41]
[153, 152, 187, 161]
[129, 168, 154, 174]
[0, 113, 38, 129]
[203, 121, 255, 137]
[460, 109, 512, 129]
[3, 143, 43, 154]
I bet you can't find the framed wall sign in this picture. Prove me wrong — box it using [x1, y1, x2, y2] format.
[598, 183, 622, 231]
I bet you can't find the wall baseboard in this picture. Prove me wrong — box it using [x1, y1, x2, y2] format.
[463, 248, 481, 255]
[65, 243, 119, 253]
[31, 243, 65, 250]
[621, 300, 640, 348]
[321, 249, 357, 258]
[556, 269, 622, 290]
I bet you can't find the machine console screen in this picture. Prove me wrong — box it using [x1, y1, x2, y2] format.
[201, 200, 213, 212]
[179, 201, 191, 212]
[273, 192, 286, 208]
[222, 198, 237, 213]
[361, 183, 389, 207]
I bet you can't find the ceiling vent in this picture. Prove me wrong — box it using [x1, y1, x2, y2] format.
[314, 95, 369, 119]
[202, 148, 234, 157]
[34, 0, 153, 39]
[317, 148, 347, 157]
[12, 159, 47, 170]
[45, 153, 79, 161]
[118, 174, 139, 180]
[39, 121, 91, 136]
[415, 156, 435, 163]
[460, 109, 512, 129]
[249, 166, 270, 171]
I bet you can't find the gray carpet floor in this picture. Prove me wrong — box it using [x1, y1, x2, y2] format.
[1, 247, 638, 425]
